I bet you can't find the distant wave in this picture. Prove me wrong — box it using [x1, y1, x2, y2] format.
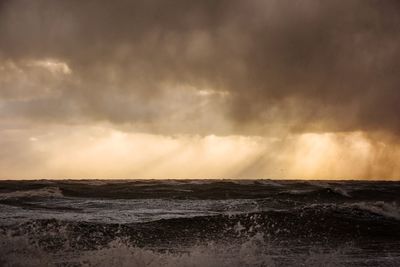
[312, 183, 352, 197]
[0, 180, 398, 201]
[278, 187, 351, 199]
[0, 186, 64, 200]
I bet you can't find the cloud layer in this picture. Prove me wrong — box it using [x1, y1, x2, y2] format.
[1, 0, 400, 134]
[0, 0, 400, 179]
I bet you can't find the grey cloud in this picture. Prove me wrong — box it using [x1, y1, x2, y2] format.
[0, 0, 400, 134]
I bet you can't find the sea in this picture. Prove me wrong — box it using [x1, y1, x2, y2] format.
[0, 179, 399, 266]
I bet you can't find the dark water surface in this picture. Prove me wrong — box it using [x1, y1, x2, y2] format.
[0, 180, 399, 266]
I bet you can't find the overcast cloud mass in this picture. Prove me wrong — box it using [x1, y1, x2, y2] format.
[0, 0, 400, 179]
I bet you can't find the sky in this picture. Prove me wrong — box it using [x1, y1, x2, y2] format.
[0, 0, 399, 180]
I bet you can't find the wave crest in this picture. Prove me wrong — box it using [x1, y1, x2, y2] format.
[350, 202, 400, 220]
[0, 187, 64, 200]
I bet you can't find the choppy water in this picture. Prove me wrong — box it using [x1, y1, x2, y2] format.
[0, 180, 399, 266]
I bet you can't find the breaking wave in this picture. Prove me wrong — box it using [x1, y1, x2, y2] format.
[0, 228, 355, 267]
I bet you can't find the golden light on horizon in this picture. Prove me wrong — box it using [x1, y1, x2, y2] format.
[1, 124, 398, 180]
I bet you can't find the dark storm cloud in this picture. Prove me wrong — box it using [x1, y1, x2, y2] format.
[1, 0, 400, 134]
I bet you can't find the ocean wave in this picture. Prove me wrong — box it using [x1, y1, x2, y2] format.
[0, 231, 357, 267]
[349, 202, 400, 220]
[0, 180, 399, 266]
[2, 227, 398, 267]
[2, 180, 398, 201]
[311, 182, 352, 197]
[0, 186, 64, 200]
[1, 204, 400, 267]
[2, 202, 399, 249]
[278, 187, 351, 199]
[279, 189, 317, 195]
[77, 236, 352, 267]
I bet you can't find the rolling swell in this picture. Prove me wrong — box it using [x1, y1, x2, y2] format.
[2, 203, 399, 252]
[1, 180, 399, 201]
